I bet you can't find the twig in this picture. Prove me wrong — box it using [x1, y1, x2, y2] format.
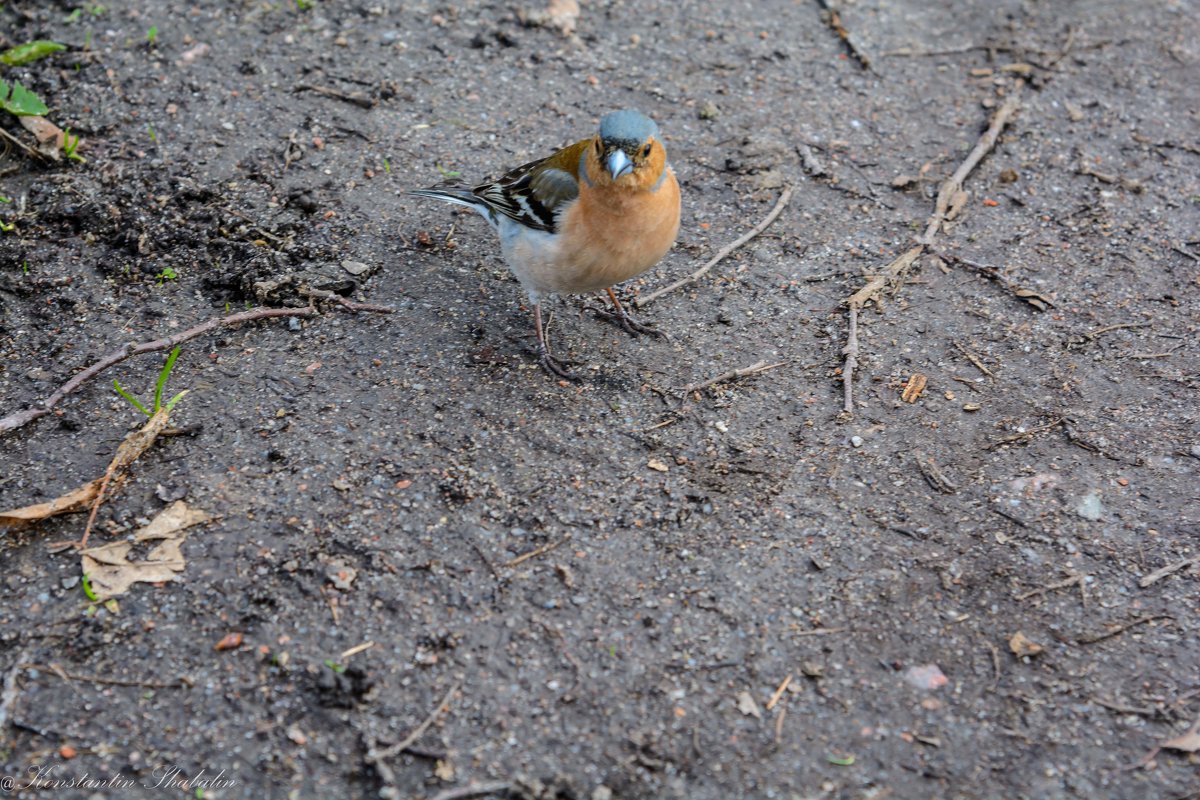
[293, 83, 376, 109]
[33, 663, 184, 689]
[682, 360, 786, 401]
[816, 0, 874, 71]
[1, 303, 393, 435]
[984, 639, 1001, 687]
[845, 245, 923, 311]
[1092, 697, 1162, 718]
[1138, 556, 1200, 588]
[792, 627, 847, 637]
[1084, 322, 1151, 341]
[882, 44, 991, 57]
[369, 682, 460, 762]
[1016, 572, 1082, 601]
[1076, 614, 1173, 645]
[952, 341, 996, 379]
[923, 86, 1024, 244]
[635, 186, 793, 308]
[430, 782, 514, 800]
[841, 305, 858, 413]
[339, 641, 376, 661]
[984, 417, 1064, 450]
[766, 675, 793, 711]
[504, 535, 570, 568]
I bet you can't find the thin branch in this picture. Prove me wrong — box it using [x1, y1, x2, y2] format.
[841, 305, 858, 413]
[1138, 556, 1200, 588]
[923, 85, 1024, 245]
[504, 535, 570, 568]
[1, 302, 393, 435]
[837, 82, 1023, 419]
[32, 663, 184, 689]
[1076, 614, 1173, 646]
[636, 186, 793, 308]
[368, 682, 460, 763]
[683, 360, 786, 401]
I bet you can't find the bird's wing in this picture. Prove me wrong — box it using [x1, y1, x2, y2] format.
[472, 138, 590, 233]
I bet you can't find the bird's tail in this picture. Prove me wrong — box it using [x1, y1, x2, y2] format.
[408, 187, 498, 227]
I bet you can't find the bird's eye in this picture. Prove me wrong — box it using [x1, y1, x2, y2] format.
[641, 143, 653, 158]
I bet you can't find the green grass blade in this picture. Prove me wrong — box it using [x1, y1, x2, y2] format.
[112, 378, 150, 417]
[0, 40, 67, 66]
[153, 346, 182, 412]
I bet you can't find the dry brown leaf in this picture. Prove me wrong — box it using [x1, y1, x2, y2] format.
[79, 500, 210, 598]
[1014, 287, 1054, 311]
[736, 690, 762, 719]
[0, 478, 104, 528]
[1009, 631, 1044, 658]
[1161, 730, 1200, 753]
[18, 115, 71, 160]
[1, 403, 180, 531]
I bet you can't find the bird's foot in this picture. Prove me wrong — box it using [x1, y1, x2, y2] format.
[538, 347, 576, 379]
[593, 306, 668, 339]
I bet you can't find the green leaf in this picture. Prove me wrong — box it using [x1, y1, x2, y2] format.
[154, 346, 182, 413]
[826, 753, 856, 767]
[0, 41, 67, 66]
[0, 79, 50, 117]
[113, 378, 151, 417]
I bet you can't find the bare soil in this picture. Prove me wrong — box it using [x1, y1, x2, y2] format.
[1, 1, 1198, 799]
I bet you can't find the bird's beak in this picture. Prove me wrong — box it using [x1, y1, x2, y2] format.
[606, 149, 634, 180]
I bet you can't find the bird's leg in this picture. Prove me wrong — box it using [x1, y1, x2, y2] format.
[533, 304, 574, 378]
[593, 287, 667, 338]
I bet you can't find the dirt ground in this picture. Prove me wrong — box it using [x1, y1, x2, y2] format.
[1, 0, 1198, 798]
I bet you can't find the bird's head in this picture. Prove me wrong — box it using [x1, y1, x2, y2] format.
[587, 109, 668, 192]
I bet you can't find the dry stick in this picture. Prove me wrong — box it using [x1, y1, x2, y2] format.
[1076, 614, 1173, 646]
[793, 627, 847, 637]
[1084, 321, 1152, 341]
[816, 0, 873, 71]
[952, 341, 995, 379]
[504, 535, 570, 568]
[766, 674, 793, 711]
[431, 782, 514, 800]
[635, 185, 793, 308]
[1138, 556, 1200, 588]
[369, 682, 460, 762]
[1016, 573, 1082, 601]
[839, 83, 1023, 412]
[35, 663, 183, 689]
[0, 302, 393, 435]
[841, 305, 858, 413]
[984, 417, 1064, 450]
[683, 360, 786, 400]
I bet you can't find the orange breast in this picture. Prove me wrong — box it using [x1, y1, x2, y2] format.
[553, 169, 681, 294]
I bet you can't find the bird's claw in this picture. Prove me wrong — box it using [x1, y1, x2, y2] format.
[539, 348, 576, 379]
[593, 307, 669, 339]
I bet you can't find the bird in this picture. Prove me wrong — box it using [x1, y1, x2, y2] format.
[409, 109, 681, 377]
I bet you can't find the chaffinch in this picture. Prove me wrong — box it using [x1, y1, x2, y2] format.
[410, 109, 681, 377]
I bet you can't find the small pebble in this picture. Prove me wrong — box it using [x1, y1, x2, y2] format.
[850, 435, 864, 448]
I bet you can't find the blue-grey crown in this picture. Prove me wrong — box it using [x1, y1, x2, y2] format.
[599, 109, 659, 145]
